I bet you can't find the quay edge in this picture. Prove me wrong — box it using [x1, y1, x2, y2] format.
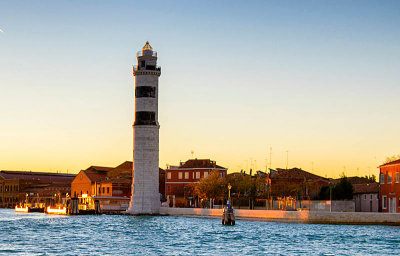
[159, 207, 400, 226]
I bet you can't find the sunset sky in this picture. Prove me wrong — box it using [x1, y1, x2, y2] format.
[1, 1, 399, 178]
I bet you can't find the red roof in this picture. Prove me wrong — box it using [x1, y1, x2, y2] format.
[83, 170, 108, 183]
[85, 166, 113, 172]
[0, 171, 75, 183]
[81, 165, 113, 182]
[379, 159, 400, 168]
[271, 168, 327, 181]
[353, 183, 379, 194]
[81, 162, 163, 183]
[107, 161, 132, 178]
[175, 159, 226, 169]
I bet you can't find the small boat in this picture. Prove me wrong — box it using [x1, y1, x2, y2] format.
[15, 205, 29, 213]
[46, 206, 67, 215]
[222, 201, 235, 225]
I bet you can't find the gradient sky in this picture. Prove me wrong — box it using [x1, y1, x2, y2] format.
[1, 1, 399, 178]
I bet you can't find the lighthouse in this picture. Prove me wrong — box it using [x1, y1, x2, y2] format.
[127, 42, 161, 215]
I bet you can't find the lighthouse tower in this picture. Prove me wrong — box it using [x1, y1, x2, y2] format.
[127, 42, 161, 215]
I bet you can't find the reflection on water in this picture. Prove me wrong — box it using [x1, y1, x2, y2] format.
[0, 209, 399, 255]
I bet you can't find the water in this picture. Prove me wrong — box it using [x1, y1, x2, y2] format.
[0, 209, 399, 256]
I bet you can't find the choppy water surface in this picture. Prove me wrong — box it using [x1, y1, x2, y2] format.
[0, 209, 399, 255]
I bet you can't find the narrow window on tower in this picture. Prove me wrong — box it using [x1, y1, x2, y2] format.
[146, 65, 156, 70]
[135, 86, 156, 98]
[135, 111, 156, 125]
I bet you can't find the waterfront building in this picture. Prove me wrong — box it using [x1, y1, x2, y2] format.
[71, 165, 112, 198]
[165, 159, 227, 207]
[71, 161, 165, 212]
[127, 42, 162, 215]
[353, 183, 379, 212]
[379, 159, 400, 213]
[0, 170, 75, 208]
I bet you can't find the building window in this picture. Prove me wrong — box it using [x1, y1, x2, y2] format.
[364, 195, 366, 200]
[196, 172, 200, 179]
[98, 187, 101, 195]
[185, 172, 189, 179]
[167, 172, 171, 179]
[370, 194, 372, 200]
[396, 172, 400, 183]
[380, 173, 385, 184]
[135, 86, 156, 98]
[204, 172, 208, 178]
[103, 187, 105, 194]
[382, 195, 387, 209]
[388, 173, 392, 184]
[107, 187, 110, 194]
[178, 172, 183, 179]
[377, 194, 379, 200]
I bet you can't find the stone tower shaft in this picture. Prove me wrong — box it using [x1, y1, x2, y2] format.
[127, 41, 161, 215]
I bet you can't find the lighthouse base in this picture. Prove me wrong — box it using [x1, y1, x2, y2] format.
[126, 193, 160, 215]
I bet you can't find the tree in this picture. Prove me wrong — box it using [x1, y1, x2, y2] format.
[332, 176, 353, 200]
[226, 173, 267, 209]
[317, 186, 330, 200]
[194, 170, 226, 202]
[383, 154, 400, 164]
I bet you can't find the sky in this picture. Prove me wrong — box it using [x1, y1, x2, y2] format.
[1, 1, 399, 178]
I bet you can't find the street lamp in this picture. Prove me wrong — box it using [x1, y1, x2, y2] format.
[228, 184, 232, 201]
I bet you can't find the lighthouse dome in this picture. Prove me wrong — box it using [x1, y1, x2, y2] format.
[142, 41, 153, 53]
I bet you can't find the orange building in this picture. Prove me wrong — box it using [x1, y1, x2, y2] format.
[71, 161, 165, 211]
[379, 159, 400, 213]
[71, 166, 112, 198]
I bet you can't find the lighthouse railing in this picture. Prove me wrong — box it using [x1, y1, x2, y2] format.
[136, 51, 157, 57]
[133, 65, 161, 72]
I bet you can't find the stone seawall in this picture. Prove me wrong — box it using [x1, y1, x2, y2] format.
[159, 207, 400, 225]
